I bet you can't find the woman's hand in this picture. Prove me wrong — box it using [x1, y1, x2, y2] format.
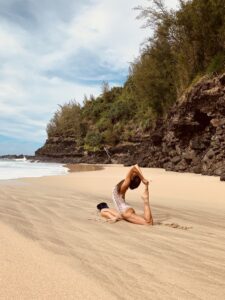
[142, 178, 149, 185]
[134, 165, 149, 185]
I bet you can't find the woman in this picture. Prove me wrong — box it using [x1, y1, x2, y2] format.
[97, 164, 153, 225]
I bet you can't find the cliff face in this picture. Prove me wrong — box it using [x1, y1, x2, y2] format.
[35, 73, 225, 180]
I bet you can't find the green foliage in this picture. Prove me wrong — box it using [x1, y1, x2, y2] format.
[173, 0, 225, 89]
[47, 102, 82, 138]
[96, 117, 112, 133]
[46, 0, 225, 150]
[107, 100, 131, 124]
[206, 53, 225, 74]
[136, 0, 225, 93]
[102, 129, 120, 145]
[84, 131, 103, 150]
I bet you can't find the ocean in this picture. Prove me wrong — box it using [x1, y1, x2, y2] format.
[0, 158, 68, 180]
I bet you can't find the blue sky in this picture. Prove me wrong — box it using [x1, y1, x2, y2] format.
[0, 0, 179, 155]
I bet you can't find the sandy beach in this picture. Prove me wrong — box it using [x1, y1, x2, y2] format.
[0, 165, 225, 299]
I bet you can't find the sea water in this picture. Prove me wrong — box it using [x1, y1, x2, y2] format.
[0, 158, 68, 180]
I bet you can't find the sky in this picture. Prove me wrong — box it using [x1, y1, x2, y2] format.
[0, 0, 179, 155]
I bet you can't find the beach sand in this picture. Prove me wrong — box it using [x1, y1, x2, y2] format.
[0, 165, 225, 299]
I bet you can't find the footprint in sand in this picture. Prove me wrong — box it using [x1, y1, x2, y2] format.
[164, 223, 192, 230]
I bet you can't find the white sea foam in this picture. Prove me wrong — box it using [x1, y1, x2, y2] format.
[0, 159, 68, 180]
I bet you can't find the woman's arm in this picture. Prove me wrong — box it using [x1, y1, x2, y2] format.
[120, 165, 148, 194]
[135, 164, 149, 185]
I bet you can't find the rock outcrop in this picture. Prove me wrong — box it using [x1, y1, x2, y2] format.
[35, 73, 225, 180]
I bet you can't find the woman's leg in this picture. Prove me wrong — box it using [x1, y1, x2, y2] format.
[122, 185, 153, 225]
[141, 184, 153, 224]
[100, 208, 122, 222]
[122, 211, 150, 225]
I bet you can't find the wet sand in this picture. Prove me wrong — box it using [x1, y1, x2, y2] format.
[0, 165, 225, 299]
[65, 163, 104, 173]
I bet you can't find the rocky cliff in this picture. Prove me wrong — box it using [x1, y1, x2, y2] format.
[35, 73, 225, 180]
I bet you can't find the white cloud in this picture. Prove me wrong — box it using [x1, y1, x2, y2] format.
[0, 0, 179, 154]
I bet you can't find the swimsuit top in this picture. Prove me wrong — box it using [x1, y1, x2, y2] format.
[112, 185, 131, 213]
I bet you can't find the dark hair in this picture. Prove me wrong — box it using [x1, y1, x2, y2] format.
[97, 202, 109, 211]
[129, 175, 141, 190]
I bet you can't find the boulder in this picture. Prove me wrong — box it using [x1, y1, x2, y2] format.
[206, 150, 215, 159]
[190, 138, 206, 150]
[192, 165, 202, 174]
[219, 73, 225, 85]
[171, 156, 181, 164]
[220, 174, 225, 181]
[183, 151, 196, 161]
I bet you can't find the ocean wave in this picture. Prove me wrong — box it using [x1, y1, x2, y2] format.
[0, 159, 68, 180]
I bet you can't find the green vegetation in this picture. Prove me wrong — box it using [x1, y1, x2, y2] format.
[47, 0, 225, 151]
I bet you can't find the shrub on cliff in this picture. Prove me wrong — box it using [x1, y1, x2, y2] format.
[84, 132, 103, 151]
[47, 102, 82, 138]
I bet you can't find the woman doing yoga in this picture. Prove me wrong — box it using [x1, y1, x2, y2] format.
[97, 165, 153, 225]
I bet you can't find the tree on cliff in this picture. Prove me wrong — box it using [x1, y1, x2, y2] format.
[46, 0, 225, 151]
[135, 0, 225, 92]
[47, 102, 83, 139]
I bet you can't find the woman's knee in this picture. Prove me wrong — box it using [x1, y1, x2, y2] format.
[145, 219, 153, 226]
[121, 208, 135, 219]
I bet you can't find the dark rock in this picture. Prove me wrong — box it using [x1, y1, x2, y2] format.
[169, 150, 177, 157]
[216, 127, 223, 135]
[205, 150, 215, 159]
[183, 151, 196, 161]
[190, 138, 206, 150]
[193, 166, 202, 174]
[219, 73, 225, 85]
[160, 157, 170, 164]
[220, 173, 225, 181]
[35, 72, 225, 179]
[175, 159, 187, 171]
[171, 156, 181, 164]
[164, 163, 173, 171]
[214, 167, 223, 176]
[211, 118, 223, 127]
[175, 145, 181, 155]
[151, 132, 163, 145]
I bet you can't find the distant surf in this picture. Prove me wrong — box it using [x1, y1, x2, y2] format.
[0, 158, 68, 180]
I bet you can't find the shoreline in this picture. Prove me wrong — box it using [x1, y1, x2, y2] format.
[0, 161, 224, 186]
[1, 154, 225, 181]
